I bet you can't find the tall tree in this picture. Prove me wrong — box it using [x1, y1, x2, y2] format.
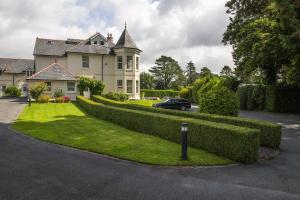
[199, 67, 213, 78]
[149, 55, 184, 89]
[223, 0, 289, 85]
[220, 65, 234, 77]
[185, 61, 198, 85]
[140, 72, 155, 89]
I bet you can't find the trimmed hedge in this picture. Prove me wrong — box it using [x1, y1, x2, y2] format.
[92, 95, 281, 149]
[266, 85, 300, 113]
[78, 96, 259, 163]
[236, 85, 266, 111]
[141, 89, 179, 98]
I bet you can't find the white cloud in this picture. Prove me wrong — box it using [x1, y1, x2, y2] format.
[0, 0, 234, 74]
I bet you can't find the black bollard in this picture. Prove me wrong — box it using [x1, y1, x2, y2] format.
[181, 122, 188, 160]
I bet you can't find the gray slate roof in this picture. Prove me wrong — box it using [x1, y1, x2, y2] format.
[114, 28, 140, 50]
[0, 58, 34, 73]
[27, 62, 76, 81]
[33, 38, 76, 56]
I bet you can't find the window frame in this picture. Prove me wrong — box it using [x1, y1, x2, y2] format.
[82, 55, 89, 68]
[126, 80, 133, 93]
[117, 80, 123, 89]
[26, 70, 33, 77]
[127, 56, 133, 70]
[136, 80, 139, 93]
[45, 81, 51, 91]
[136, 57, 139, 71]
[117, 56, 123, 69]
[67, 81, 76, 92]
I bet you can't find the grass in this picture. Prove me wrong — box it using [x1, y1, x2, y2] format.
[12, 103, 232, 166]
[125, 99, 163, 107]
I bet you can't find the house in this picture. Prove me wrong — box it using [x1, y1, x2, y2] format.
[0, 25, 141, 99]
[0, 58, 34, 96]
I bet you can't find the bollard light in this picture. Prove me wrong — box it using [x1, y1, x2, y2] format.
[181, 122, 188, 160]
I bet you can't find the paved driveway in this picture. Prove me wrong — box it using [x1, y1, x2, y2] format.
[0, 98, 300, 200]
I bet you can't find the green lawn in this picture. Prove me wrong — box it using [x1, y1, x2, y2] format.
[125, 99, 163, 107]
[12, 103, 232, 166]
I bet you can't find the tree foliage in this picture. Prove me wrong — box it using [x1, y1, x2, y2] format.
[140, 72, 155, 89]
[185, 61, 199, 85]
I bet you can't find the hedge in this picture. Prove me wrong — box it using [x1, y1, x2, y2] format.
[92, 95, 281, 149]
[78, 96, 259, 163]
[236, 85, 266, 111]
[266, 85, 300, 113]
[141, 89, 179, 98]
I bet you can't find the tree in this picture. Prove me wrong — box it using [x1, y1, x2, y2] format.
[149, 55, 184, 89]
[185, 61, 198, 85]
[29, 82, 48, 99]
[140, 72, 155, 89]
[223, 0, 289, 85]
[220, 65, 233, 77]
[199, 67, 213, 78]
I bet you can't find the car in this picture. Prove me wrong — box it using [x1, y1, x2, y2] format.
[153, 98, 191, 111]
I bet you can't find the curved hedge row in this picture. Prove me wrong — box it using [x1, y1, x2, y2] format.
[77, 96, 259, 163]
[141, 89, 179, 98]
[92, 95, 281, 149]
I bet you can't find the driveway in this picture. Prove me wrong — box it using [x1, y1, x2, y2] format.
[0, 98, 300, 200]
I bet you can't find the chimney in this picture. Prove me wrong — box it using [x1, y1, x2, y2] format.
[107, 33, 113, 43]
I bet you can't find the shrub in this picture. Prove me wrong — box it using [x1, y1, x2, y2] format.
[38, 95, 50, 103]
[237, 85, 266, 111]
[54, 89, 64, 98]
[199, 86, 239, 116]
[92, 95, 281, 149]
[77, 77, 91, 95]
[266, 84, 300, 113]
[141, 89, 179, 98]
[179, 87, 193, 100]
[236, 86, 248, 110]
[78, 96, 259, 163]
[55, 96, 64, 103]
[104, 92, 129, 101]
[192, 76, 212, 103]
[29, 82, 48, 100]
[5, 85, 21, 97]
[89, 79, 105, 95]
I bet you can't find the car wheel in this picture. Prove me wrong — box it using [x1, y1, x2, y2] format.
[180, 106, 186, 111]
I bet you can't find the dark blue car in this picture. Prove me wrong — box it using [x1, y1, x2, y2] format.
[153, 98, 191, 111]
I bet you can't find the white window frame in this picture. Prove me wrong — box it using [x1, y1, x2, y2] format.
[26, 70, 33, 77]
[117, 56, 123, 69]
[67, 81, 76, 92]
[82, 55, 89, 68]
[126, 80, 133, 93]
[127, 56, 133, 70]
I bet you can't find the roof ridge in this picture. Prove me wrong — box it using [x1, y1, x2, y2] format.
[0, 57, 33, 61]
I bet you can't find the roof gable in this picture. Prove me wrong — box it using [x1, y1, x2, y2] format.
[27, 62, 76, 81]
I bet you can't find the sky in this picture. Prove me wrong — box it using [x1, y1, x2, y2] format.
[0, 0, 234, 74]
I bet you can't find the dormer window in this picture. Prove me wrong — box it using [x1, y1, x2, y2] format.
[100, 41, 104, 45]
[93, 41, 97, 45]
[47, 40, 53, 45]
[26, 69, 33, 77]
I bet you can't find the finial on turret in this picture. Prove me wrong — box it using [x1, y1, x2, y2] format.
[125, 21, 127, 29]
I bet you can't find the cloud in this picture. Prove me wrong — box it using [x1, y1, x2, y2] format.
[0, 0, 234, 74]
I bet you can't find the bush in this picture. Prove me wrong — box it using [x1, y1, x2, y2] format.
[192, 77, 212, 103]
[89, 80, 105, 95]
[38, 95, 50, 103]
[55, 96, 64, 103]
[103, 92, 129, 101]
[199, 86, 239, 116]
[237, 85, 266, 111]
[179, 87, 193, 100]
[77, 77, 105, 95]
[92, 95, 281, 149]
[29, 82, 48, 100]
[141, 89, 179, 98]
[54, 89, 64, 98]
[266, 84, 300, 113]
[5, 85, 21, 97]
[78, 96, 259, 163]
[63, 96, 70, 103]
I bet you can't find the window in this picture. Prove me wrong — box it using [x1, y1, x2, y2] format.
[126, 80, 133, 93]
[127, 56, 133, 70]
[136, 80, 139, 93]
[45, 82, 51, 91]
[136, 57, 139, 70]
[67, 81, 75, 92]
[1, 85, 6, 91]
[82, 55, 89, 68]
[93, 41, 97, 45]
[117, 80, 123, 89]
[117, 56, 123, 69]
[26, 70, 33, 77]
[100, 41, 105, 45]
